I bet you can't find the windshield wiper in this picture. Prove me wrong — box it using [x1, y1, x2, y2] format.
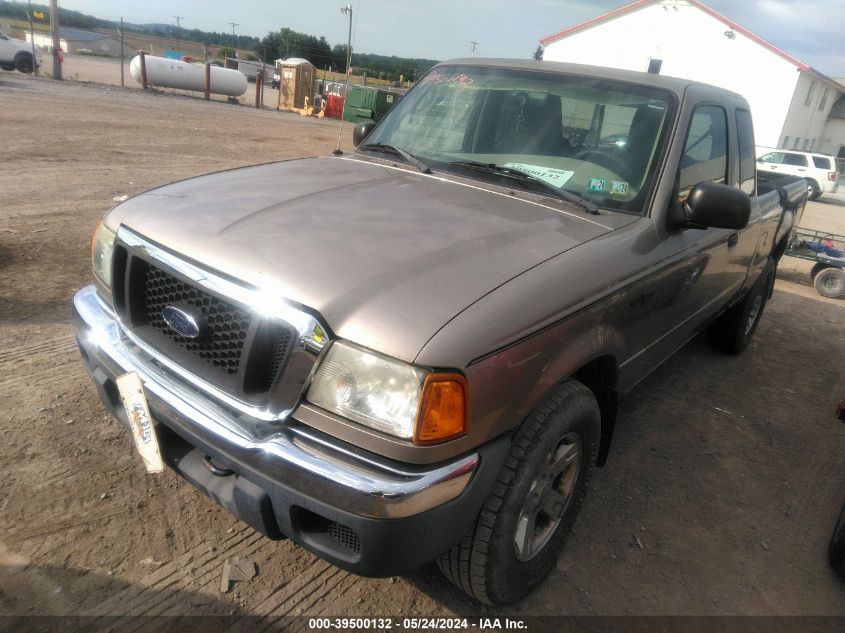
[359, 143, 432, 174]
[447, 160, 600, 215]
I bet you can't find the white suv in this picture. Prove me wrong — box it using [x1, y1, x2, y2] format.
[0, 30, 41, 74]
[756, 149, 839, 200]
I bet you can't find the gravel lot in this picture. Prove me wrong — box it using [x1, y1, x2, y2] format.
[1, 68, 844, 622]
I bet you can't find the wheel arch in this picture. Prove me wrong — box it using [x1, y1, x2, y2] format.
[571, 355, 618, 467]
[522, 351, 619, 468]
[805, 177, 822, 199]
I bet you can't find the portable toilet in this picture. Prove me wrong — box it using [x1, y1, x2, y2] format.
[276, 57, 316, 111]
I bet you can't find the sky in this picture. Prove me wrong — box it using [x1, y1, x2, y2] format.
[52, 0, 845, 76]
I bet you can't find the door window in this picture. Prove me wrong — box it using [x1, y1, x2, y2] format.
[782, 153, 808, 167]
[678, 105, 727, 195]
[759, 151, 784, 164]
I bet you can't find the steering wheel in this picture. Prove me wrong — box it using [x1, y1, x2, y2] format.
[573, 149, 631, 179]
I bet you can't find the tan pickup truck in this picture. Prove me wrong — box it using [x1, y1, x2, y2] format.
[74, 59, 807, 604]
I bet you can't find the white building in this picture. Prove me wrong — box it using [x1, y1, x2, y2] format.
[540, 0, 844, 158]
[27, 27, 132, 58]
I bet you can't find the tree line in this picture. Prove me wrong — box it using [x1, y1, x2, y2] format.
[260, 27, 437, 80]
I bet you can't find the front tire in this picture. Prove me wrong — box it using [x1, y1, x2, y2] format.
[437, 380, 600, 605]
[14, 53, 33, 74]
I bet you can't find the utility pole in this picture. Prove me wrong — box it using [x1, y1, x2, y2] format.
[228, 22, 238, 57]
[49, 0, 61, 79]
[333, 4, 353, 155]
[119, 17, 124, 87]
[25, 1, 36, 75]
[470, 41, 478, 58]
[172, 15, 183, 51]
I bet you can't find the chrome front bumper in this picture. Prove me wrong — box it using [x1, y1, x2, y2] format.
[73, 285, 478, 520]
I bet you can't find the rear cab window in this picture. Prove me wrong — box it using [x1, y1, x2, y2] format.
[736, 109, 755, 194]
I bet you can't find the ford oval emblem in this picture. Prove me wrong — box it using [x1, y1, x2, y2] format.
[162, 305, 201, 339]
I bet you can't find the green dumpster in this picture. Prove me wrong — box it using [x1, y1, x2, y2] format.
[343, 86, 402, 123]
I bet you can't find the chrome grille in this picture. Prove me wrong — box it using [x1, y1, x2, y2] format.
[111, 227, 330, 418]
[144, 263, 251, 375]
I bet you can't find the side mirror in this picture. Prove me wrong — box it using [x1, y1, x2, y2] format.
[676, 181, 751, 230]
[756, 157, 764, 163]
[353, 121, 377, 147]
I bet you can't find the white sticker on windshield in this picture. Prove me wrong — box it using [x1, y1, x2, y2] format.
[503, 163, 574, 189]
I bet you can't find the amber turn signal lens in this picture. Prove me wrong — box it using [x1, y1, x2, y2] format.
[414, 374, 467, 443]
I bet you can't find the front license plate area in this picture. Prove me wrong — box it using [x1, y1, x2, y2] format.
[117, 371, 164, 473]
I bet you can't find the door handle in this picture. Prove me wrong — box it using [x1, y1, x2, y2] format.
[798, 168, 806, 172]
[727, 233, 739, 248]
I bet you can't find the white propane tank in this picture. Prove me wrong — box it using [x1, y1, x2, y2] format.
[129, 55, 248, 97]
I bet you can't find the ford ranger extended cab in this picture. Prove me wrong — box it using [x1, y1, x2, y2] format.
[73, 59, 807, 604]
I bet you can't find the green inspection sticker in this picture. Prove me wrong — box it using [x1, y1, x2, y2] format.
[587, 178, 607, 193]
[611, 181, 629, 195]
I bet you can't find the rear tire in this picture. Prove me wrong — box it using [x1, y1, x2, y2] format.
[437, 380, 600, 605]
[14, 53, 33, 74]
[806, 179, 822, 200]
[814, 267, 845, 298]
[708, 260, 774, 354]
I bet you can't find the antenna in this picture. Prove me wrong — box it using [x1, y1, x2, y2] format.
[333, 5, 354, 155]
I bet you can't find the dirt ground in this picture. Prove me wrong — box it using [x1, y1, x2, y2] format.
[1, 68, 844, 624]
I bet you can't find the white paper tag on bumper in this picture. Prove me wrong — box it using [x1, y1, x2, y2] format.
[117, 371, 164, 473]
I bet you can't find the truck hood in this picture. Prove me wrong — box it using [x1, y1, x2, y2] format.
[108, 156, 615, 362]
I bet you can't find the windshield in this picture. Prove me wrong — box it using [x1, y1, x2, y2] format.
[362, 65, 674, 214]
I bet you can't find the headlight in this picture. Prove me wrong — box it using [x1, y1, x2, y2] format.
[307, 341, 467, 442]
[91, 222, 116, 288]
